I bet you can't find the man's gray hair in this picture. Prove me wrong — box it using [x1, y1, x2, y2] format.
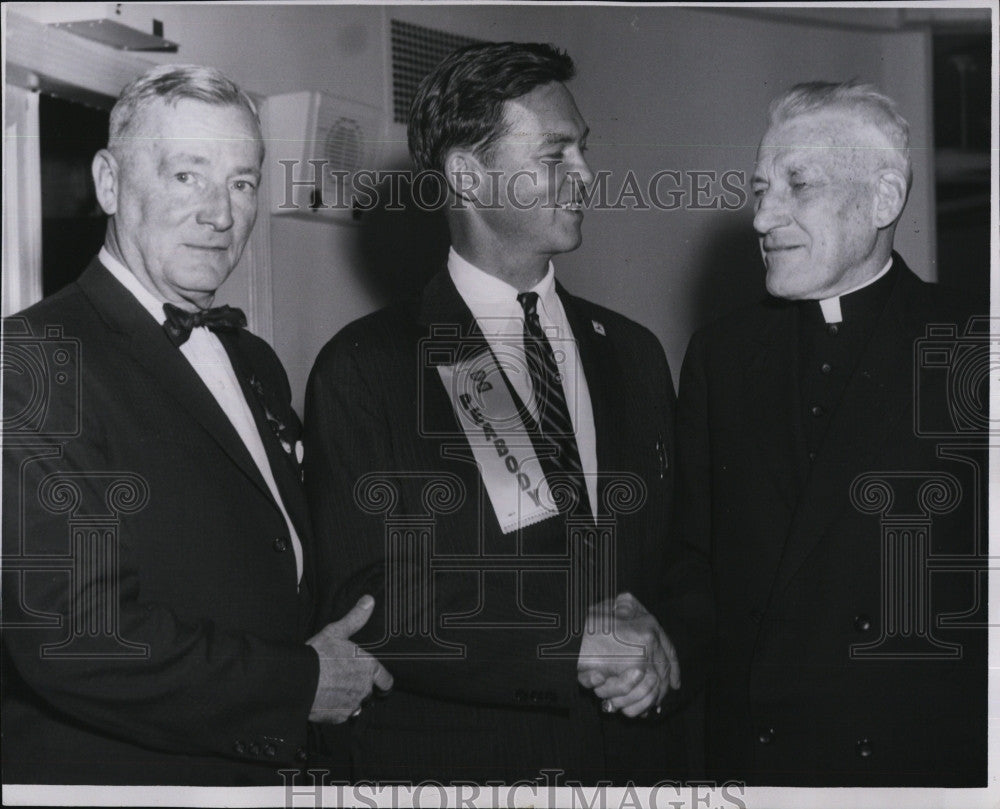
[109, 63, 261, 153]
[768, 80, 912, 187]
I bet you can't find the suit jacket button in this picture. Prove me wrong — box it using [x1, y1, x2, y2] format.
[856, 738, 873, 758]
[853, 614, 872, 632]
[233, 740, 246, 755]
[273, 536, 290, 552]
[757, 727, 774, 745]
[295, 747, 308, 763]
[263, 744, 277, 758]
[249, 742, 261, 757]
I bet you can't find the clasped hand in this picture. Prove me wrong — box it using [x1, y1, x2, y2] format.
[306, 595, 393, 724]
[576, 592, 680, 717]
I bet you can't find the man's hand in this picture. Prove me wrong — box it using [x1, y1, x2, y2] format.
[306, 595, 394, 724]
[577, 592, 680, 717]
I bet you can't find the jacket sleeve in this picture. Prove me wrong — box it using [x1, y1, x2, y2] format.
[656, 328, 716, 712]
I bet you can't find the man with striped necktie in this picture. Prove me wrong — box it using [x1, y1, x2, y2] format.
[305, 42, 705, 784]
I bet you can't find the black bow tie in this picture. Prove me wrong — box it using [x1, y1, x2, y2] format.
[162, 302, 247, 347]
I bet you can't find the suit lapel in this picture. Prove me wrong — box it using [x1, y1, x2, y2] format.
[557, 284, 620, 517]
[416, 271, 493, 455]
[77, 260, 273, 502]
[216, 333, 312, 538]
[769, 268, 913, 601]
[216, 332, 316, 603]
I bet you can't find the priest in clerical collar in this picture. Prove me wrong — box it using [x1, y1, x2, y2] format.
[675, 79, 987, 788]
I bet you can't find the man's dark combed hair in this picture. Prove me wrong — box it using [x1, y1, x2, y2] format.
[408, 41, 575, 175]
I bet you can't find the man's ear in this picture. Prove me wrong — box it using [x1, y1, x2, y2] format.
[443, 148, 485, 205]
[872, 168, 907, 229]
[92, 149, 120, 216]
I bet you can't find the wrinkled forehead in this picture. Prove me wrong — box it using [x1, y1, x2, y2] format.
[755, 110, 888, 174]
[125, 97, 263, 161]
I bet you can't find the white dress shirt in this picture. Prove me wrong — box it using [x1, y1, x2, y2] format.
[448, 248, 599, 518]
[818, 257, 894, 324]
[99, 248, 304, 583]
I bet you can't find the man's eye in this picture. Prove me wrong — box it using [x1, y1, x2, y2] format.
[233, 179, 257, 192]
[175, 172, 191, 183]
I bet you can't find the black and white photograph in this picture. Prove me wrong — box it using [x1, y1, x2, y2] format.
[1, 1, 996, 807]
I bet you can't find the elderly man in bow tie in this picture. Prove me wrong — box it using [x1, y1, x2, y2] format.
[2, 63, 390, 786]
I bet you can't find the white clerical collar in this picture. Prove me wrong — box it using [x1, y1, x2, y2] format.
[448, 247, 558, 326]
[99, 247, 171, 326]
[818, 257, 894, 324]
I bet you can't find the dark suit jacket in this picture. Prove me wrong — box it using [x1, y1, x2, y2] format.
[304, 270, 695, 784]
[2, 259, 323, 786]
[674, 255, 988, 786]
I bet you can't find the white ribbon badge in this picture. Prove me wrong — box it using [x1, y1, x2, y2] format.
[437, 346, 558, 533]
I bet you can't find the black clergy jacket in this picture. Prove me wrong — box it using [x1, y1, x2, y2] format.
[673, 253, 987, 786]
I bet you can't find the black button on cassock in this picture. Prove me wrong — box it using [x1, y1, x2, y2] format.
[749, 608, 764, 624]
[273, 536, 290, 553]
[853, 614, 872, 632]
[295, 747, 308, 763]
[820, 362, 833, 374]
[827, 323, 840, 336]
[233, 740, 246, 755]
[757, 728, 774, 745]
[856, 738, 873, 758]
[264, 744, 277, 758]
[811, 405, 825, 417]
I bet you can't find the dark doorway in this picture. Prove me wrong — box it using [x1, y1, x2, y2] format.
[39, 93, 111, 297]
[932, 30, 990, 300]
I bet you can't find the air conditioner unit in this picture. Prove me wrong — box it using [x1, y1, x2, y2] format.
[261, 91, 384, 225]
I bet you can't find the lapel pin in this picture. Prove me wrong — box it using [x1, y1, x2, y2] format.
[592, 320, 606, 336]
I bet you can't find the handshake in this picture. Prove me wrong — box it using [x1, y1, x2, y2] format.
[577, 592, 681, 718]
[304, 591, 680, 724]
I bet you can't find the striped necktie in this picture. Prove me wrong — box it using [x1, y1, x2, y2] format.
[517, 291, 591, 518]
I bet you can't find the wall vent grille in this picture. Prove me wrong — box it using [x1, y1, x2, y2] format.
[390, 19, 482, 124]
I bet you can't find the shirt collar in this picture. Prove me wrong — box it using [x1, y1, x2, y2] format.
[818, 257, 894, 324]
[448, 247, 558, 331]
[99, 247, 170, 326]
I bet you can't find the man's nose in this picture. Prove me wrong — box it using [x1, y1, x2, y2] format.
[752, 189, 788, 236]
[570, 149, 595, 188]
[196, 184, 235, 231]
